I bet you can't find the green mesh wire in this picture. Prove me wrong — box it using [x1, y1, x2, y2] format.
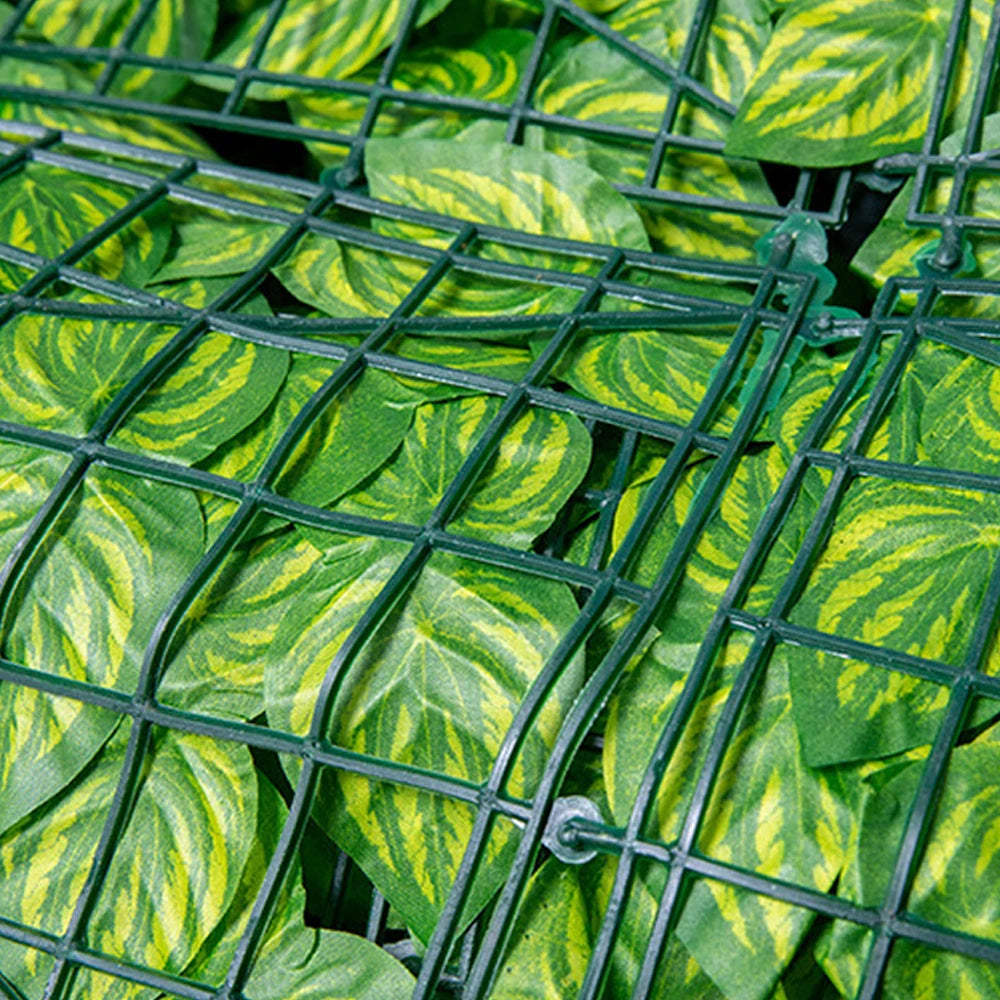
[0, 0, 997, 998]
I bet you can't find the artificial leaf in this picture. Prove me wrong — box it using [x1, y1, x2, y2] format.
[824, 743, 1000, 998]
[787, 478, 1000, 766]
[247, 881, 415, 1000]
[0, 727, 255, 999]
[158, 530, 329, 719]
[24, 0, 218, 102]
[529, 35, 776, 260]
[0, 305, 174, 435]
[488, 861, 591, 999]
[606, 0, 773, 107]
[111, 333, 290, 465]
[726, 0, 991, 167]
[0, 162, 168, 292]
[272, 366, 419, 507]
[676, 650, 854, 1000]
[790, 477, 1000, 665]
[1, 466, 203, 836]
[552, 324, 743, 434]
[153, 177, 309, 283]
[184, 772, 289, 986]
[153, 214, 288, 283]
[921, 350, 1000, 474]
[581, 857, 724, 999]
[146, 274, 274, 311]
[605, 631, 853, 999]
[612, 449, 821, 637]
[0, 56, 212, 154]
[210, 0, 454, 98]
[271, 232, 432, 319]
[366, 136, 650, 252]
[388, 336, 534, 400]
[334, 395, 591, 549]
[289, 28, 536, 163]
[263, 542, 583, 941]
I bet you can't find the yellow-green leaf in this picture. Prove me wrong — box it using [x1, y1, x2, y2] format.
[824, 743, 1000, 998]
[247, 882, 415, 1000]
[24, 0, 218, 101]
[2, 464, 203, 836]
[488, 861, 591, 1000]
[334, 395, 591, 549]
[0, 57, 212, 154]
[289, 28, 535, 164]
[853, 112, 1000, 315]
[366, 135, 651, 252]
[0, 162, 168, 292]
[263, 542, 583, 941]
[111, 332, 290, 465]
[788, 479, 1000, 764]
[210, 0, 453, 99]
[528, 35, 776, 260]
[552, 324, 744, 434]
[606, 0, 772, 107]
[726, 0, 992, 167]
[0, 727, 255, 998]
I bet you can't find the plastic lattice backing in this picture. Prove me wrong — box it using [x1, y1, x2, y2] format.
[0, 1, 998, 999]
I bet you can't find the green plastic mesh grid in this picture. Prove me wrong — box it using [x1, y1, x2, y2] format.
[0, 0, 998, 998]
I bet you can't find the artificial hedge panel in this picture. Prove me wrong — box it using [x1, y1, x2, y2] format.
[0, 1, 999, 999]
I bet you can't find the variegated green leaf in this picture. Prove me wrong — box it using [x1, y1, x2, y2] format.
[158, 529, 329, 719]
[528, 35, 776, 260]
[289, 29, 535, 164]
[276, 136, 649, 323]
[606, 0, 773, 107]
[605, 632, 853, 1000]
[271, 233, 442, 319]
[787, 479, 1000, 765]
[488, 861, 591, 1000]
[333, 395, 591, 549]
[552, 324, 745, 434]
[0, 162, 168, 292]
[612, 449, 818, 637]
[194, 360, 418, 534]
[726, 0, 992, 167]
[154, 177, 309, 283]
[823, 743, 1000, 999]
[791, 478, 1000, 663]
[388, 336, 533, 400]
[146, 274, 274, 312]
[184, 772, 289, 985]
[581, 857, 724, 999]
[1, 465, 203, 836]
[0, 304, 174, 435]
[24, 0, 218, 101]
[921, 351, 1000, 474]
[367, 134, 649, 250]
[210, 0, 453, 99]
[676, 649, 854, 1000]
[0, 727, 255, 999]
[153, 215, 287, 283]
[246, 881, 415, 1000]
[110, 332, 289, 465]
[0, 56, 212, 154]
[263, 542, 583, 941]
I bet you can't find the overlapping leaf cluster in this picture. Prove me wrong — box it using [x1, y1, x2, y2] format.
[1, 0, 1000, 999]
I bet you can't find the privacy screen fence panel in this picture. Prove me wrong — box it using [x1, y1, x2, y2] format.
[0, 0, 999, 999]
